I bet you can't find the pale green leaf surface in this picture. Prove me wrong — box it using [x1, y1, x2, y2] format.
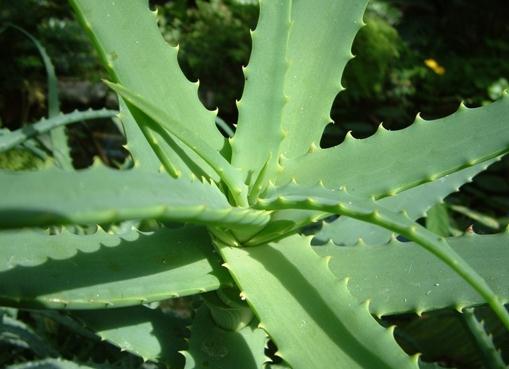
[313, 233, 509, 316]
[69, 0, 224, 177]
[117, 99, 160, 172]
[0, 226, 229, 309]
[278, 97, 509, 199]
[231, 0, 291, 185]
[107, 82, 248, 206]
[280, 0, 369, 158]
[426, 203, 451, 236]
[183, 305, 267, 369]
[217, 235, 418, 369]
[256, 182, 509, 329]
[72, 306, 186, 366]
[0, 166, 268, 228]
[315, 162, 494, 245]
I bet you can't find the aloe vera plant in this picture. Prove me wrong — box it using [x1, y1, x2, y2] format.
[1, 1, 508, 368]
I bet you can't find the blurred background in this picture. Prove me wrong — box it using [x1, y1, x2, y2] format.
[0, 0, 508, 368]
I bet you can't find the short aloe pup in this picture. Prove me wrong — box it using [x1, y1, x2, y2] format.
[0, 1, 508, 368]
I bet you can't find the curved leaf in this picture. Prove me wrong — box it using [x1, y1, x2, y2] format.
[314, 161, 496, 245]
[279, 0, 369, 158]
[0, 166, 268, 229]
[313, 233, 509, 316]
[231, 0, 291, 186]
[107, 82, 249, 206]
[277, 96, 509, 200]
[255, 182, 509, 329]
[0, 109, 118, 153]
[0, 226, 230, 309]
[69, 0, 224, 179]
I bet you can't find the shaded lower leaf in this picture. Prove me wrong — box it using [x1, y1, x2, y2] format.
[0, 226, 230, 309]
[183, 305, 267, 369]
[72, 306, 187, 367]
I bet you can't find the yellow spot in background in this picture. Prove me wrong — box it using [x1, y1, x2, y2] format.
[425, 58, 445, 75]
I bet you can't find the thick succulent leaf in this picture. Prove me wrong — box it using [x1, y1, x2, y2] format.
[231, 0, 290, 186]
[425, 203, 451, 237]
[255, 182, 509, 329]
[277, 96, 509, 199]
[69, 0, 224, 178]
[313, 233, 509, 316]
[463, 308, 507, 369]
[117, 99, 160, 172]
[314, 161, 495, 245]
[182, 305, 267, 369]
[0, 166, 268, 229]
[107, 82, 249, 206]
[0, 109, 118, 153]
[217, 235, 419, 369]
[0, 226, 231, 309]
[72, 306, 186, 366]
[280, 0, 369, 159]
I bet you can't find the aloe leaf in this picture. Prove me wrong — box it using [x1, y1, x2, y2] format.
[217, 235, 419, 369]
[463, 308, 507, 369]
[107, 82, 249, 206]
[315, 161, 494, 245]
[425, 203, 451, 236]
[0, 226, 231, 309]
[117, 99, 160, 172]
[0, 109, 118, 153]
[279, 1, 369, 159]
[231, 0, 291, 186]
[182, 305, 267, 369]
[69, 0, 224, 178]
[72, 306, 187, 366]
[313, 233, 509, 316]
[255, 182, 509, 329]
[0, 166, 268, 229]
[277, 96, 509, 199]
[7, 24, 71, 169]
